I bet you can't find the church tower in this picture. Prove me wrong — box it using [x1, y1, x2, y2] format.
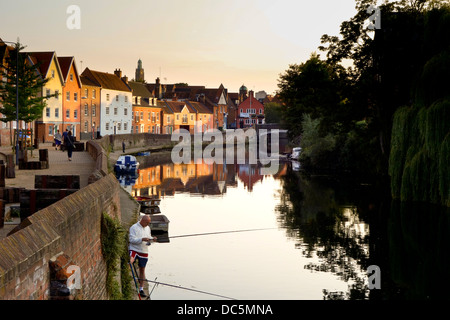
[135, 58, 145, 82]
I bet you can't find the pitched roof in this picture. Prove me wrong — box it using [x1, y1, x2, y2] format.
[163, 101, 196, 113]
[81, 68, 131, 92]
[186, 101, 213, 114]
[57, 56, 81, 87]
[80, 74, 101, 87]
[128, 81, 153, 98]
[26, 52, 58, 78]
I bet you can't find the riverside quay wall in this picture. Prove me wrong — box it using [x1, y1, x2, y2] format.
[0, 140, 120, 300]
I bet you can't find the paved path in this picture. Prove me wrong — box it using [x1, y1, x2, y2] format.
[2, 142, 95, 189]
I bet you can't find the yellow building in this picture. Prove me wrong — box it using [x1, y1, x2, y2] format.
[27, 52, 64, 143]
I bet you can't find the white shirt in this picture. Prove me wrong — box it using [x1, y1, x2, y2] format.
[128, 221, 154, 254]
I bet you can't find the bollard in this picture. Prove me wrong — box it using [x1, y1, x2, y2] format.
[6, 154, 15, 178]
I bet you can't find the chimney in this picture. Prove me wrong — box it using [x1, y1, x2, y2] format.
[114, 68, 122, 78]
[121, 76, 128, 84]
[249, 90, 254, 98]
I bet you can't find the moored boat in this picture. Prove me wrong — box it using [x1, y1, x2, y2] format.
[114, 155, 139, 173]
[134, 196, 161, 207]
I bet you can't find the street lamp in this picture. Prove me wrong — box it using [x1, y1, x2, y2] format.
[2, 40, 20, 165]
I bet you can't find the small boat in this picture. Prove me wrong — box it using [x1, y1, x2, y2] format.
[149, 214, 170, 233]
[114, 155, 139, 173]
[134, 196, 161, 207]
[140, 206, 161, 214]
[289, 147, 302, 161]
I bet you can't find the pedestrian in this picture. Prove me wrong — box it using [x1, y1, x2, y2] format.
[62, 128, 68, 151]
[65, 130, 75, 161]
[54, 130, 62, 150]
[122, 140, 126, 153]
[129, 215, 157, 298]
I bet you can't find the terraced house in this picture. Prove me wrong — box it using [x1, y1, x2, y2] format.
[81, 68, 132, 137]
[27, 52, 64, 143]
[128, 80, 161, 134]
[58, 56, 81, 140]
[80, 74, 101, 140]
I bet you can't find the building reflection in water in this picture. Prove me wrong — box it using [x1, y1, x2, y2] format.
[129, 160, 286, 198]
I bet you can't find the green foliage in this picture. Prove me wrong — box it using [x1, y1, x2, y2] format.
[390, 100, 450, 206]
[299, 114, 336, 169]
[263, 102, 284, 124]
[101, 212, 133, 300]
[0, 42, 51, 124]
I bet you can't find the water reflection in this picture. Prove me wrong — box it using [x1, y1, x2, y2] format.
[275, 166, 373, 299]
[129, 161, 277, 199]
[119, 157, 450, 300]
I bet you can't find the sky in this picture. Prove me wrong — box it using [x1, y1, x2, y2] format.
[0, 0, 359, 95]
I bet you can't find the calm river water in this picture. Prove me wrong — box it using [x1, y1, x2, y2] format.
[121, 157, 450, 300]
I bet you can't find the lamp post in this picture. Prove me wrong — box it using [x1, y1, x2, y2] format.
[2, 40, 20, 165]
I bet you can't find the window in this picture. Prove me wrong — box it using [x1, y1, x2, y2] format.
[66, 110, 70, 118]
[190, 115, 194, 121]
[92, 90, 96, 99]
[46, 108, 50, 117]
[106, 107, 110, 115]
[106, 123, 110, 130]
[70, 74, 73, 81]
[114, 107, 118, 115]
[117, 122, 121, 131]
[140, 112, 143, 120]
[92, 104, 96, 116]
[51, 70, 55, 78]
[124, 108, 128, 116]
[106, 94, 110, 101]
[116, 95, 119, 102]
[151, 112, 155, 123]
[46, 89, 51, 97]
[84, 121, 88, 133]
[84, 89, 88, 98]
[84, 104, 88, 116]
[55, 108, 59, 117]
[182, 114, 188, 123]
[66, 92, 70, 101]
[49, 125, 53, 136]
[74, 93, 78, 102]
[124, 122, 128, 131]
[125, 96, 128, 103]
[74, 110, 78, 119]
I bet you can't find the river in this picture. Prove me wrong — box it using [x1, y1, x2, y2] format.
[121, 157, 450, 300]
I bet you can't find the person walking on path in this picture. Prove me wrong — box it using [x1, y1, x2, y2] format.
[62, 128, 68, 151]
[54, 130, 62, 150]
[129, 215, 157, 298]
[64, 130, 75, 161]
[122, 139, 126, 153]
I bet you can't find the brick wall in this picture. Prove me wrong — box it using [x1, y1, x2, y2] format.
[0, 173, 121, 300]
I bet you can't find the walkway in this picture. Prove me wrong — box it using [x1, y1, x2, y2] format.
[0, 142, 96, 238]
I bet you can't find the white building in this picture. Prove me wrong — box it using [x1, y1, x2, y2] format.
[81, 68, 132, 136]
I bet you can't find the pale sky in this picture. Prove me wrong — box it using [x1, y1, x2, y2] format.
[1, 0, 359, 95]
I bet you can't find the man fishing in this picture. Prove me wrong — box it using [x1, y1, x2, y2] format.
[129, 215, 157, 298]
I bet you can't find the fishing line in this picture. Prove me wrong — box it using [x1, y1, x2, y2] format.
[137, 277, 237, 300]
[169, 227, 276, 239]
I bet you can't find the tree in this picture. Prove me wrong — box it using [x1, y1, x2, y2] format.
[0, 42, 51, 146]
[277, 53, 344, 138]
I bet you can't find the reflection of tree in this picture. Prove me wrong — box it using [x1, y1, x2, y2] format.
[275, 164, 371, 299]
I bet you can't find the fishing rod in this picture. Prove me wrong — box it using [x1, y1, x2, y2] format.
[137, 277, 237, 300]
[129, 262, 142, 300]
[169, 227, 276, 239]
